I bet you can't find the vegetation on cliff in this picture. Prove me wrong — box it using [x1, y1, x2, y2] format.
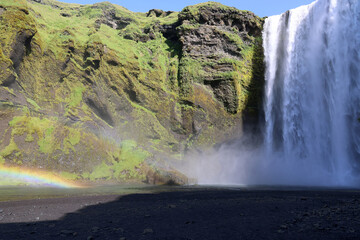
[0, 0, 264, 184]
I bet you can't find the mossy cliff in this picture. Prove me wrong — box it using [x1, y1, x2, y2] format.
[0, 0, 264, 184]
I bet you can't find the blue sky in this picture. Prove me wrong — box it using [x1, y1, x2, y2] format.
[58, 0, 315, 17]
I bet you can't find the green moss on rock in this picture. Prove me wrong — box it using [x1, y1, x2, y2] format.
[0, 0, 264, 185]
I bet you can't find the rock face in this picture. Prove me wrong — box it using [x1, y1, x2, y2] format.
[0, 0, 264, 184]
[176, 3, 264, 131]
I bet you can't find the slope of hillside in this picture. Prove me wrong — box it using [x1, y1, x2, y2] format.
[0, 0, 264, 184]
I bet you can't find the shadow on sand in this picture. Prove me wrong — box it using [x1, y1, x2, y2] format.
[0, 187, 359, 240]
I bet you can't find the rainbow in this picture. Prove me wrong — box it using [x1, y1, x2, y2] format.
[0, 165, 84, 188]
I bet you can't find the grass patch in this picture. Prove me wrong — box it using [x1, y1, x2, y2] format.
[0, 0, 27, 8]
[26, 98, 41, 111]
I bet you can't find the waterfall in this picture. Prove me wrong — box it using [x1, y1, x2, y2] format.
[262, 0, 360, 186]
[186, 0, 360, 187]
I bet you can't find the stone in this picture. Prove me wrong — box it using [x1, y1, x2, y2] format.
[60, 230, 76, 236]
[60, 12, 71, 17]
[114, 227, 124, 233]
[185, 221, 195, 225]
[143, 228, 154, 234]
[146, 9, 174, 18]
[280, 225, 288, 229]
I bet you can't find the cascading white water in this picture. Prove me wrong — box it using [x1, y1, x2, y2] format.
[184, 0, 360, 187]
[262, 0, 360, 186]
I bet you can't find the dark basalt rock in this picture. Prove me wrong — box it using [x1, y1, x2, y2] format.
[147, 9, 175, 18]
[158, 23, 181, 42]
[83, 43, 104, 70]
[179, 4, 262, 36]
[60, 12, 71, 17]
[204, 79, 238, 114]
[94, 6, 132, 30]
[176, 3, 264, 115]
[85, 98, 114, 127]
[10, 29, 36, 73]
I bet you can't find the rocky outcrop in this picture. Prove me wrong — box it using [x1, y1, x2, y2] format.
[93, 3, 133, 30]
[175, 2, 265, 142]
[147, 9, 174, 18]
[0, 0, 264, 184]
[177, 3, 264, 114]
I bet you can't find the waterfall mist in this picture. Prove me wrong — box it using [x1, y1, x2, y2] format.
[183, 0, 360, 187]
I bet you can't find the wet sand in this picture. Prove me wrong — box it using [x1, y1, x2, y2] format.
[0, 186, 359, 239]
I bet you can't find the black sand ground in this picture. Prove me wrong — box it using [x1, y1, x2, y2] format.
[0, 186, 359, 239]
